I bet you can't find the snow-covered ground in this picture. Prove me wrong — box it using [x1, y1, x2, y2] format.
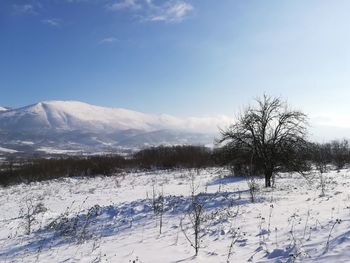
[1, 168, 350, 262]
[37, 147, 83, 155]
[0, 147, 18, 153]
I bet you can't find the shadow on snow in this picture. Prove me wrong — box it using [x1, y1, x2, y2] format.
[0, 190, 257, 259]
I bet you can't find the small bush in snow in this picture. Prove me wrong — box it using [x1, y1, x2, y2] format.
[181, 200, 204, 256]
[20, 196, 47, 235]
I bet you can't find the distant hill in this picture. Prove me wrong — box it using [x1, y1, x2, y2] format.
[0, 101, 229, 156]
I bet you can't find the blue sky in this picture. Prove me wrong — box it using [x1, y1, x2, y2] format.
[2, 0, 350, 138]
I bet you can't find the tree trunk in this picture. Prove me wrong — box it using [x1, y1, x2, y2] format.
[264, 171, 272, 187]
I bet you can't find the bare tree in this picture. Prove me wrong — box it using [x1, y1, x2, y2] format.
[219, 95, 309, 187]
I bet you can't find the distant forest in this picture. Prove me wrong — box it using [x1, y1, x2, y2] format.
[0, 140, 350, 187]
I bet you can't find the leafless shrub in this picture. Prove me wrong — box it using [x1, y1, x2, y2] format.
[151, 185, 158, 214]
[302, 209, 310, 239]
[47, 198, 101, 243]
[325, 218, 342, 253]
[20, 196, 47, 235]
[158, 192, 165, 235]
[47, 201, 76, 235]
[150, 185, 165, 234]
[226, 227, 241, 263]
[319, 174, 327, 197]
[286, 212, 311, 262]
[78, 204, 101, 243]
[181, 201, 204, 256]
[246, 177, 259, 203]
[189, 171, 200, 199]
[267, 204, 274, 234]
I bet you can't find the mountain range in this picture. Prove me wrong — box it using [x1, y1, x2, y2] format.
[0, 101, 230, 156]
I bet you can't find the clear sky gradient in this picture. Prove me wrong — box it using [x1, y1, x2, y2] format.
[2, 0, 350, 139]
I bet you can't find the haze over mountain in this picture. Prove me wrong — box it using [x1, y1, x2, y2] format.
[0, 101, 231, 155]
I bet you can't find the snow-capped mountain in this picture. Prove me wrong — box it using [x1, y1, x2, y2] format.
[0, 101, 230, 155]
[0, 101, 167, 132]
[0, 106, 9, 112]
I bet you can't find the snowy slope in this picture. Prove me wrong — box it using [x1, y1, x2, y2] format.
[0, 101, 230, 154]
[0, 101, 166, 132]
[1, 168, 350, 262]
[0, 101, 229, 133]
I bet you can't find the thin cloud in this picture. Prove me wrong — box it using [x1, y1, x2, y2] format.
[99, 37, 119, 44]
[149, 1, 193, 23]
[13, 4, 37, 15]
[42, 18, 62, 27]
[158, 114, 232, 134]
[107, 0, 142, 11]
[107, 0, 193, 23]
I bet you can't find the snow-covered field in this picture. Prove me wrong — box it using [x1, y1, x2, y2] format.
[1, 168, 350, 262]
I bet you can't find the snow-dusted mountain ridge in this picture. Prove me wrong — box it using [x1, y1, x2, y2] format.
[0, 101, 229, 133]
[0, 101, 231, 155]
[0, 101, 163, 132]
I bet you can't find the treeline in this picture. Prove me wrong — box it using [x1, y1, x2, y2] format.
[310, 139, 350, 170]
[1, 140, 350, 187]
[0, 145, 215, 186]
[217, 139, 350, 176]
[0, 155, 127, 186]
[212, 144, 310, 176]
[134, 145, 214, 169]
